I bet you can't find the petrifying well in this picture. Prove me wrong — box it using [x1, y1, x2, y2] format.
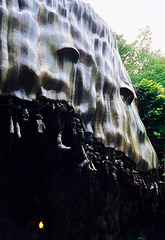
[0, 1, 157, 170]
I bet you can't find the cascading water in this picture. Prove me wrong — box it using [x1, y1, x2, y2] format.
[0, 0, 157, 171]
[0, 0, 163, 239]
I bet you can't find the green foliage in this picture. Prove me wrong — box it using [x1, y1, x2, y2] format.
[136, 79, 165, 169]
[136, 26, 152, 52]
[134, 55, 165, 87]
[116, 27, 165, 87]
[116, 34, 139, 82]
[116, 28, 165, 172]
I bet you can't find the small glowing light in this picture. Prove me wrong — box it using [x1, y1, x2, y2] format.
[39, 221, 44, 229]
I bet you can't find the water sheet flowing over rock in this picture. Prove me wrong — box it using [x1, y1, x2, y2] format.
[0, 1, 163, 239]
[0, 0, 157, 171]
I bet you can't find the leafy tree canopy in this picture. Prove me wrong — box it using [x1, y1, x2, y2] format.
[136, 79, 165, 169]
[116, 28, 165, 173]
[116, 26, 165, 87]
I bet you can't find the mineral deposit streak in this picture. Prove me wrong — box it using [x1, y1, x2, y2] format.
[0, 0, 157, 171]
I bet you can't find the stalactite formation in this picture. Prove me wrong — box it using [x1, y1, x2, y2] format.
[0, 0, 163, 239]
[0, 96, 163, 239]
[0, 0, 157, 171]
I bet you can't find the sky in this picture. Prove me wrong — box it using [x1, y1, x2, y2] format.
[83, 0, 165, 55]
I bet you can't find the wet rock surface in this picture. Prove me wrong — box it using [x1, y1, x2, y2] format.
[0, 1, 163, 239]
[0, 0, 157, 170]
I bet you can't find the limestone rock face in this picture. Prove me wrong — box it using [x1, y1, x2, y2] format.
[0, 0, 157, 171]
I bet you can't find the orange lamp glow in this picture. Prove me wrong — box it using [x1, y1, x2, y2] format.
[39, 221, 44, 229]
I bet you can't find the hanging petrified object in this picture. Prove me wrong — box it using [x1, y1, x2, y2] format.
[0, 0, 157, 171]
[22, 108, 29, 122]
[0, 1, 162, 239]
[10, 116, 14, 134]
[57, 131, 71, 151]
[36, 114, 46, 134]
[16, 121, 21, 138]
